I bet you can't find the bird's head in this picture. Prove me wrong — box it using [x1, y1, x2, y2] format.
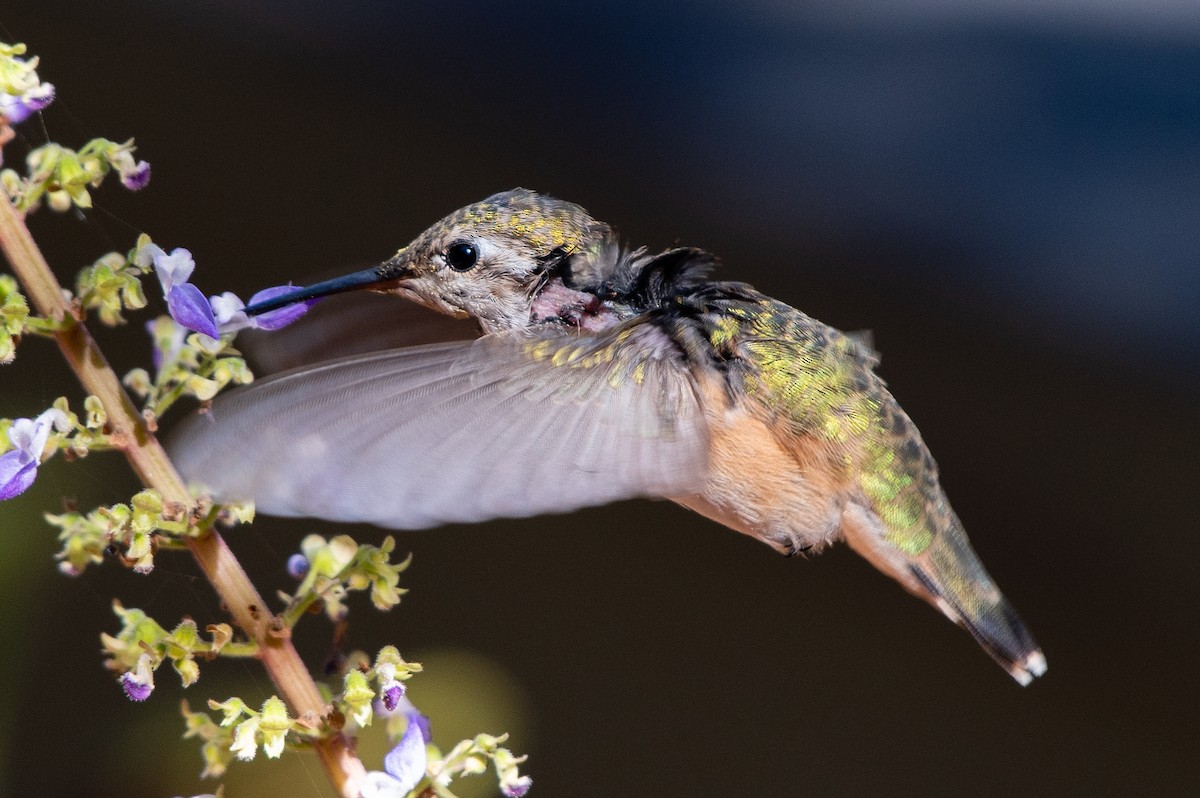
[247, 189, 616, 333]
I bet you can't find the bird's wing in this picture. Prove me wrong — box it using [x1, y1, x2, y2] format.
[240, 290, 480, 374]
[169, 322, 708, 528]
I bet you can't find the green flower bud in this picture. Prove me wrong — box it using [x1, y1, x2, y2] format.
[259, 697, 291, 759]
[209, 697, 252, 727]
[173, 655, 200, 688]
[342, 670, 375, 727]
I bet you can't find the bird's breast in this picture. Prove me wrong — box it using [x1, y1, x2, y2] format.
[672, 372, 845, 556]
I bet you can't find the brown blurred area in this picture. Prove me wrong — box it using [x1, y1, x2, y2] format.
[1, 3, 1197, 796]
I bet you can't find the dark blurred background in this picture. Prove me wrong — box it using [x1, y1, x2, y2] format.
[1, 2, 1197, 796]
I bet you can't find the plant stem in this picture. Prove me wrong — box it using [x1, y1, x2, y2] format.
[0, 189, 366, 796]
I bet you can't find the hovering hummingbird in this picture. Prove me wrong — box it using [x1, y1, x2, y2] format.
[170, 189, 1046, 685]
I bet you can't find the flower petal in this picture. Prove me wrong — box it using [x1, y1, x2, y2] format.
[230, 717, 260, 761]
[153, 248, 196, 293]
[167, 284, 219, 338]
[210, 291, 250, 328]
[135, 243, 166, 271]
[24, 83, 55, 112]
[360, 772, 407, 798]
[6, 417, 38, 454]
[0, 94, 30, 124]
[382, 713, 427, 794]
[502, 776, 533, 798]
[410, 711, 432, 745]
[119, 671, 153, 702]
[120, 160, 151, 191]
[381, 681, 405, 712]
[0, 83, 54, 124]
[246, 285, 314, 331]
[34, 407, 71, 439]
[6, 408, 64, 460]
[119, 653, 155, 701]
[0, 450, 36, 501]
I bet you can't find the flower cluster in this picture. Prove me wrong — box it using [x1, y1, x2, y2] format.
[0, 235, 314, 494]
[281, 534, 411, 624]
[0, 42, 54, 125]
[339, 647, 423, 729]
[1, 138, 150, 212]
[101, 601, 240, 701]
[361, 664, 532, 798]
[124, 316, 254, 417]
[419, 731, 532, 798]
[207, 696, 296, 763]
[75, 249, 149, 326]
[2, 40, 534, 798]
[0, 273, 76, 364]
[0, 274, 28, 363]
[48, 487, 198, 575]
[181, 701, 239, 779]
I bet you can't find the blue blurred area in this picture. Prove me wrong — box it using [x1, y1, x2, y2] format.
[2, 2, 1199, 797]
[185, 0, 1200, 367]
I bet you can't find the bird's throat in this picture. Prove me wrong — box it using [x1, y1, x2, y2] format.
[529, 278, 622, 332]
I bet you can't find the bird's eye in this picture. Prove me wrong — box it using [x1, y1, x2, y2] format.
[445, 242, 479, 271]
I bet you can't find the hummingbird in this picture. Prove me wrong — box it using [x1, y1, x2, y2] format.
[170, 188, 1046, 685]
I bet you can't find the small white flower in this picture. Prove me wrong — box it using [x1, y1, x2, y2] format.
[230, 716, 261, 761]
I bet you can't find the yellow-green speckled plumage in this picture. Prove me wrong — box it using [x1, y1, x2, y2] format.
[711, 297, 935, 553]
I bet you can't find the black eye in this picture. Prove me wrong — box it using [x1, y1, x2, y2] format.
[445, 242, 479, 271]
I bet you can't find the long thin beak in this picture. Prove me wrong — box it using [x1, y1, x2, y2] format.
[244, 260, 407, 317]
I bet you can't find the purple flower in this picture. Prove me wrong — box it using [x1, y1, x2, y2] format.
[361, 710, 430, 798]
[151, 247, 218, 338]
[106, 146, 151, 191]
[211, 285, 314, 334]
[120, 160, 151, 191]
[381, 681, 405, 712]
[119, 654, 155, 702]
[120, 672, 152, 701]
[245, 285, 316, 330]
[144, 243, 312, 340]
[167, 283, 219, 339]
[0, 82, 54, 124]
[0, 408, 68, 501]
[0, 447, 37, 501]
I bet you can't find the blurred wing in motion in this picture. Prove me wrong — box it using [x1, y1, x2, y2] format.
[240, 290, 479, 374]
[170, 322, 709, 528]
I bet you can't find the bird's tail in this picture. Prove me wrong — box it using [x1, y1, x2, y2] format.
[906, 515, 1047, 686]
[843, 498, 1047, 685]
